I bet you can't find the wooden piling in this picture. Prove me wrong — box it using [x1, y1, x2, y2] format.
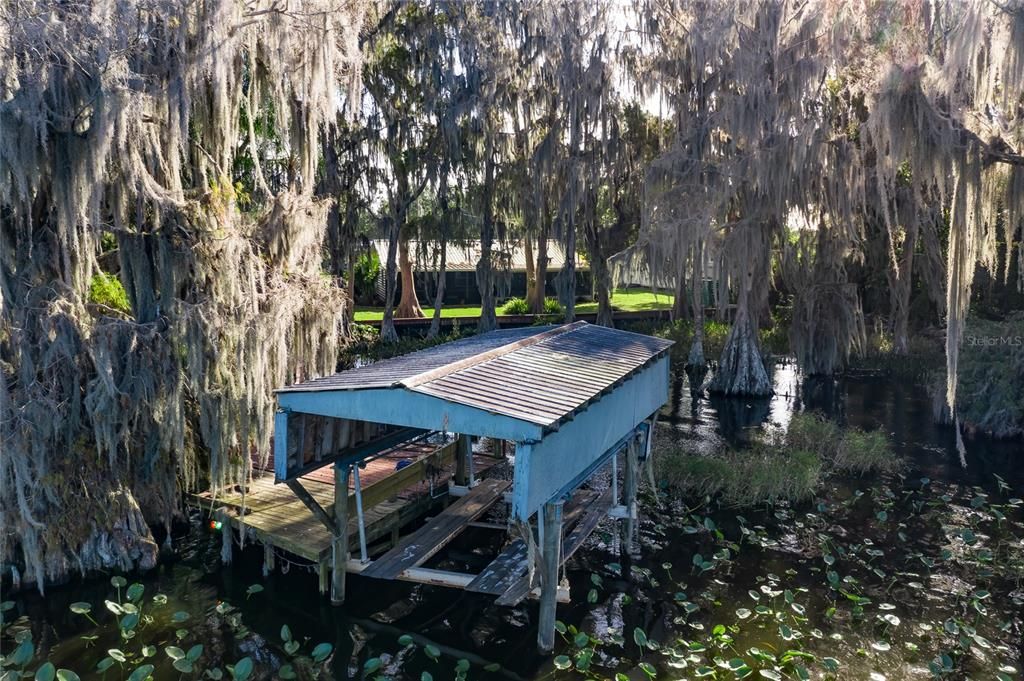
[219, 509, 232, 565]
[537, 500, 564, 653]
[455, 434, 472, 486]
[623, 436, 639, 557]
[263, 542, 275, 576]
[318, 557, 328, 595]
[332, 463, 351, 605]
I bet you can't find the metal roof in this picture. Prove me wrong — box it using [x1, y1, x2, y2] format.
[279, 322, 673, 428]
[370, 240, 590, 273]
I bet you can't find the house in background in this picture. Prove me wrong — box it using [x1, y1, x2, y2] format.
[371, 239, 591, 305]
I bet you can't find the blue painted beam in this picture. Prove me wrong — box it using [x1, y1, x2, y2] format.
[277, 388, 545, 443]
[511, 355, 670, 520]
[275, 425, 428, 483]
[274, 410, 289, 481]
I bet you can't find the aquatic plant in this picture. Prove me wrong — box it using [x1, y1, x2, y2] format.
[657, 413, 900, 507]
[552, 463, 1023, 681]
[0, 577, 334, 681]
[657, 445, 823, 507]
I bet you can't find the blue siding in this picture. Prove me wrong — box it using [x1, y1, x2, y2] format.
[511, 355, 670, 520]
[277, 388, 545, 443]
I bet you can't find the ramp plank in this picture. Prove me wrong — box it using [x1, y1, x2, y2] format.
[466, 490, 598, 596]
[494, 488, 612, 606]
[360, 478, 511, 580]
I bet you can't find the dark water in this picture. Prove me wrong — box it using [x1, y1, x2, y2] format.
[4, 364, 1022, 680]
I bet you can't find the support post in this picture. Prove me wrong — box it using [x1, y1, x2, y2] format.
[623, 435, 639, 558]
[643, 418, 659, 502]
[218, 510, 232, 565]
[611, 451, 619, 506]
[353, 464, 368, 563]
[332, 463, 351, 605]
[537, 500, 564, 653]
[263, 543, 275, 577]
[318, 557, 329, 595]
[455, 434, 472, 486]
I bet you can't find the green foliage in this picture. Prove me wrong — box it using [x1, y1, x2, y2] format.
[954, 314, 1024, 438]
[543, 297, 563, 314]
[87, 272, 131, 315]
[100, 231, 118, 253]
[658, 443, 823, 506]
[353, 249, 381, 300]
[658, 413, 899, 506]
[342, 324, 467, 365]
[3, 578, 335, 680]
[851, 332, 944, 381]
[500, 296, 562, 315]
[501, 297, 529, 314]
[635, 318, 775, 362]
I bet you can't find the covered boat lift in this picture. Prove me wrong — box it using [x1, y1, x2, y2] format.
[272, 321, 673, 651]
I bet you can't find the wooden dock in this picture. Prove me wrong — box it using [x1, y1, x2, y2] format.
[187, 431, 614, 606]
[187, 434, 505, 589]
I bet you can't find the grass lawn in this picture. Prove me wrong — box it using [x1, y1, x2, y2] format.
[353, 288, 674, 322]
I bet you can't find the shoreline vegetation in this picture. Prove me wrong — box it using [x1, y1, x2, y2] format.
[655, 412, 901, 507]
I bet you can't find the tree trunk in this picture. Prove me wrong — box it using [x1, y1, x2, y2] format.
[585, 220, 613, 327]
[477, 137, 499, 332]
[715, 261, 729, 322]
[561, 227, 577, 323]
[528, 222, 549, 314]
[395, 238, 425, 319]
[890, 218, 920, 355]
[687, 239, 706, 368]
[428, 235, 447, 339]
[524, 236, 536, 304]
[379, 219, 401, 343]
[709, 265, 772, 397]
[345, 252, 356, 332]
[672, 260, 688, 321]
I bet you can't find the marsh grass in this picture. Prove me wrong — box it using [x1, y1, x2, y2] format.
[658, 444, 823, 506]
[657, 412, 900, 506]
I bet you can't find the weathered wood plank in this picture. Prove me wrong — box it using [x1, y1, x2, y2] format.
[466, 490, 597, 596]
[494, 488, 612, 607]
[465, 540, 528, 595]
[286, 479, 338, 535]
[360, 478, 511, 580]
[562, 488, 613, 561]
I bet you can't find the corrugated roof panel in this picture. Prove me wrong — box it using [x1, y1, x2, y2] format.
[407, 323, 673, 427]
[279, 322, 673, 429]
[277, 326, 550, 392]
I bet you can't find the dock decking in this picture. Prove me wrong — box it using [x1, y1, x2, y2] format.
[187, 435, 502, 569]
[187, 432, 608, 605]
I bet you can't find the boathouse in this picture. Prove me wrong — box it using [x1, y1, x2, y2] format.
[200, 321, 672, 651]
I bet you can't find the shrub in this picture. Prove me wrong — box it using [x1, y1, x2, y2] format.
[543, 297, 563, 314]
[88, 272, 131, 314]
[353, 249, 381, 302]
[501, 297, 529, 314]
